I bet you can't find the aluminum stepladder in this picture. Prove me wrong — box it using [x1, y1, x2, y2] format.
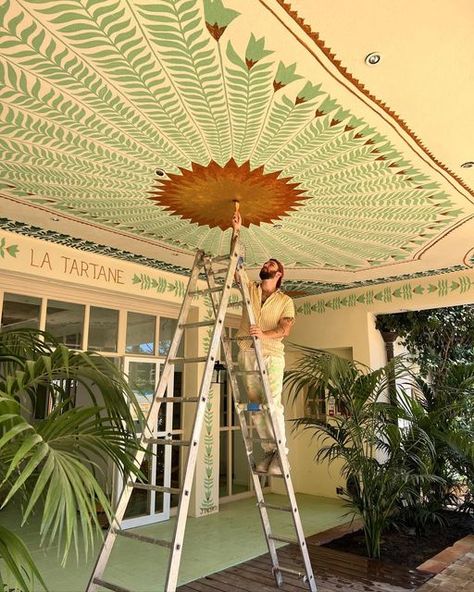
[86, 233, 317, 592]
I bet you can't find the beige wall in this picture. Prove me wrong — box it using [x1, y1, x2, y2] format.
[272, 267, 474, 498]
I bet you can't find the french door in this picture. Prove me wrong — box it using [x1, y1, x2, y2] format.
[119, 357, 174, 529]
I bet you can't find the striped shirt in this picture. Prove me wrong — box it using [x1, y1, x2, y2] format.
[237, 280, 295, 358]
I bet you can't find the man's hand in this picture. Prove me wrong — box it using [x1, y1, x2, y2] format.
[249, 324, 264, 339]
[232, 209, 242, 233]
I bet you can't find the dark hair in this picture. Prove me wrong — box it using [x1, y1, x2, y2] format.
[269, 258, 284, 289]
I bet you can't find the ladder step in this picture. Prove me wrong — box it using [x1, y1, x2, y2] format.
[237, 402, 267, 412]
[145, 438, 191, 447]
[189, 287, 223, 297]
[269, 535, 299, 545]
[209, 254, 231, 263]
[274, 566, 307, 579]
[92, 578, 133, 592]
[114, 529, 172, 548]
[226, 301, 243, 308]
[259, 503, 294, 513]
[130, 482, 181, 495]
[179, 320, 215, 329]
[156, 397, 200, 403]
[171, 356, 208, 364]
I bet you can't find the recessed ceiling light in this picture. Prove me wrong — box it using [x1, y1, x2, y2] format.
[155, 168, 166, 177]
[461, 161, 474, 168]
[51, 217, 60, 221]
[365, 52, 381, 66]
[273, 224, 283, 229]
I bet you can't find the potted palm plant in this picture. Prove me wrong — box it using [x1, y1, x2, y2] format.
[0, 328, 143, 591]
[284, 345, 438, 558]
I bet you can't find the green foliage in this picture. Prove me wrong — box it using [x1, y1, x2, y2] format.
[376, 305, 474, 384]
[0, 328, 143, 591]
[274, 62, 301, 87]
[203, 0, 240, 28]
[377, 306, 474, 529]
[284, 346, 439, 558]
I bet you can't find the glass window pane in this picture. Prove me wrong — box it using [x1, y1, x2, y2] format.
[232, 431, 250, 495]
[127, 361, 157, 425]
[172, 365, 183, 431]
[126, 312, 156, 355]
[88, 306, 119, 352]
[1, 293, 41, 330]
[159, 317, 183, 357]
[170, 445, 181, 508]
[125, 446, 152, 518]
[219, 431, 229, 498]
[45, 300, 84, 349]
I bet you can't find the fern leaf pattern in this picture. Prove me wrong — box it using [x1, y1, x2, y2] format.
[139, 0, 230, 166]
[0, 0, 462, 271]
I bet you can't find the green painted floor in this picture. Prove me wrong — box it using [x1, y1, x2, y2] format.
[2, 493, 346, 591]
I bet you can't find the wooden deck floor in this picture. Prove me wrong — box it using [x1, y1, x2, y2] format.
[178, 538, 432, 592]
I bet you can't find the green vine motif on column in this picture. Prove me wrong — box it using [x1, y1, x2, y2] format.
[200, 297, 217, 514]
[200, 384, 217, 515]
[0, 237, 19, 258]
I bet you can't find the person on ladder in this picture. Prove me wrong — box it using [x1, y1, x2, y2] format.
[231, 208, 295, 476]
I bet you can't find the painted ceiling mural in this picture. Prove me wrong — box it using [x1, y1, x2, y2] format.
[0, 0, 472, 293]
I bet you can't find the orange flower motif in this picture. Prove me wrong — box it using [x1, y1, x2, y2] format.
[149, 159, 306, 230]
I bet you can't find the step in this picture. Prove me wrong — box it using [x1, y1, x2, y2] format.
[114, 529, 172, 549]
[92, 578, 133, 592]
[209, 254, 231, 264]
[237, 402, 268, 412]
[268, 534, 300, 545]
[145, 438, 191, 447]
[273, 565, 307, 580]
[171, 356, 208, 364]
[259, 502, 294, 513]
[179, 320, 215, 330]
[130, 482, 181, 495]
[189, 286, 224, 297]
[156, 397, 200, 403]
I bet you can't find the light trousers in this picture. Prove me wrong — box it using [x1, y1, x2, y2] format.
[238, 350, 287, 454]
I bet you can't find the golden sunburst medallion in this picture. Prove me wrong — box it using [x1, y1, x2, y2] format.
[149, 159, 306, 230]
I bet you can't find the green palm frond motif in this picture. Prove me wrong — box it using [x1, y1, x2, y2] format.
[225, 36, 274, 164]
[139, 0, 230, 166]
[0, 0, 463, 270]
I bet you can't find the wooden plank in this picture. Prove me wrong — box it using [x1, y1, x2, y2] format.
[177, 542, 431, 592]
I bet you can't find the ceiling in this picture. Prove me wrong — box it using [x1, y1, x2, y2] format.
[0, 0, 473, 295]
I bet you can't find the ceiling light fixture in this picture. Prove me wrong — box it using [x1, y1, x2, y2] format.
[155, 168, 166, 177]
[461, 161, 474, 168]
[365, 52, 381, 66]
[51, 217, 60, 221]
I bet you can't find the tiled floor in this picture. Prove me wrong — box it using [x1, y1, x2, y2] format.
[1, 493, 347, 592]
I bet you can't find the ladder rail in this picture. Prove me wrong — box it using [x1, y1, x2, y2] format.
[86, 250, 205, 592]
[236, 264, 317, 591]
[204, 253, 284, 587]
[164, 245, 240, 592]
[86, 233, 317, 592]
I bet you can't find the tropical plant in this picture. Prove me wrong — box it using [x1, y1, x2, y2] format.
[0, 328, 143, 592]
[376, 304, 474, 386]
[396, 363, 474, 530]
[284, 346, 438, 558]
[377, 306, 474, 521]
